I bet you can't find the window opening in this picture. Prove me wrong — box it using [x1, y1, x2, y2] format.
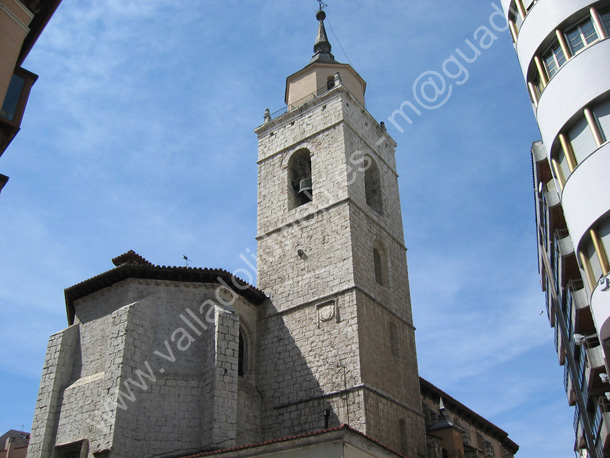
[594, 99, 610, 143]
[543, 42, 566, 78]
[364, 156, 383, 214]
[373, 241, 389, 287]
[238, 329, 246, 376]
[568, 116, 596, 165]
[288, 149, 313, 208]
[566, 18, 599, 55]
[601, 9, 610, 35]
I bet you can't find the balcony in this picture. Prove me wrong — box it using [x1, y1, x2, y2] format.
[572, 282, 596, 337]
[595, 399, 610, 457]
[566, 364, 578, 406]
[585, 345, 607, 395]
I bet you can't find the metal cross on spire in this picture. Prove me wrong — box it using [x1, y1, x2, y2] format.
[317, 0, 327, 11]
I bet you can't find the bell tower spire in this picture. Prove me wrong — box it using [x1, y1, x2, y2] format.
[311, 6, 337, 64]
[254, 5, 426, 457]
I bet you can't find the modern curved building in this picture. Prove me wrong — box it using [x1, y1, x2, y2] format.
[501, 1, 610, 457]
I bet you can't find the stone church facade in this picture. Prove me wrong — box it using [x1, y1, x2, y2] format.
[26, 10, 518, 458]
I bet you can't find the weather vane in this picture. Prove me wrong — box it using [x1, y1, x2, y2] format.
[317, 0, 327, 11]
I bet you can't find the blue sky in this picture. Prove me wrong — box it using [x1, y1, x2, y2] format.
[0, 1, 573, 457]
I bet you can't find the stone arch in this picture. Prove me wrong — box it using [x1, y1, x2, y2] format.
[288, 148, 313, 208]
[373, 240, 389, 287]
[238, 319, 255, 378]
[365, 155, 383, 214]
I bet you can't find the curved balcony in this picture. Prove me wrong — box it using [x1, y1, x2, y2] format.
[561, 143, 610, 251]
[516, 0, 599, 77]
[536, 39, 610, 154]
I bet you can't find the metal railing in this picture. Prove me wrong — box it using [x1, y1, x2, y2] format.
[269, 83, 336, 120]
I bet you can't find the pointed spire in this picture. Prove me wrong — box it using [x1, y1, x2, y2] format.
[311, 9, 338, 64]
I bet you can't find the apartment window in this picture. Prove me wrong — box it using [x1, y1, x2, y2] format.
[593, 98, 610, 143]
[600, 219, 610, 270]
[568, 117, 596, 165]
[532, 72, 543, 98]
[523, 0, 538, 12]
[511, 9, 523, 31]
[0, 74, 26, 121]
[556, 147, 571, 182]
[543, 43, 566, 78]
[566, 18, 599, 55]
[600, 9, 610, 35]
[585, 238, 604, 283]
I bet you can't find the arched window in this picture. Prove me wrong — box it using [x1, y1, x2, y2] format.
[238, 329, 246, 377]
[365, 156, 383, 214]
[373, 240, 389, 287]
[288, 149, 313, 209]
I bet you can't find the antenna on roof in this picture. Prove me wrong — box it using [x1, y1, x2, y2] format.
[317, 0, 327, 11]
[183, 255, 190, 267]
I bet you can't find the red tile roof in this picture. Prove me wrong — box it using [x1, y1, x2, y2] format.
[64, 251, 267, 325]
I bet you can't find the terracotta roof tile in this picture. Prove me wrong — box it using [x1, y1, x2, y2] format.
[64, 251, 267, 325]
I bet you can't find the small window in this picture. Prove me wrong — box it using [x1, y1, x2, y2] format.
[555, 146, 571, 183]
[364, 156, 383, 214]
[568, 116, 596, 165]
[238, 329, 246, 376]
[373, 241, 389, 287]
[601, 9, 610, 35]
[600, 219, 610, 267]
[509, 2, 523, 30]
[542, 42, 566, 78]
[288, 149, 313, 208]
[327, 76, 335, 91]
[565, 18, 599, 55]
[584, 238, 603, 283]
[593, 98, 610, 144]
[531, 71, 543, 99]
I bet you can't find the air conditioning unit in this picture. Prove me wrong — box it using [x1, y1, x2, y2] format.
[599, 276, 610, 292]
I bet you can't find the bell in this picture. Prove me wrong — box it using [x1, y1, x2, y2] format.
[298, 177, 312, 195]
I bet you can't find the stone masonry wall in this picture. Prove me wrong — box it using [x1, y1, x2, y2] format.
[256, 290, 363, 440]
[364, 391, 427, 458]
[29, 278, 255, 458]
[255, 86, 426, 452]
[27, 325, 79, 458]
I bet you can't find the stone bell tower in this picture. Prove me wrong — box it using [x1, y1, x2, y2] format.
[254, 8, 427, 458]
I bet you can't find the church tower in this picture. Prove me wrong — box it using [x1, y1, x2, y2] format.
[254, 9, 427, 458]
